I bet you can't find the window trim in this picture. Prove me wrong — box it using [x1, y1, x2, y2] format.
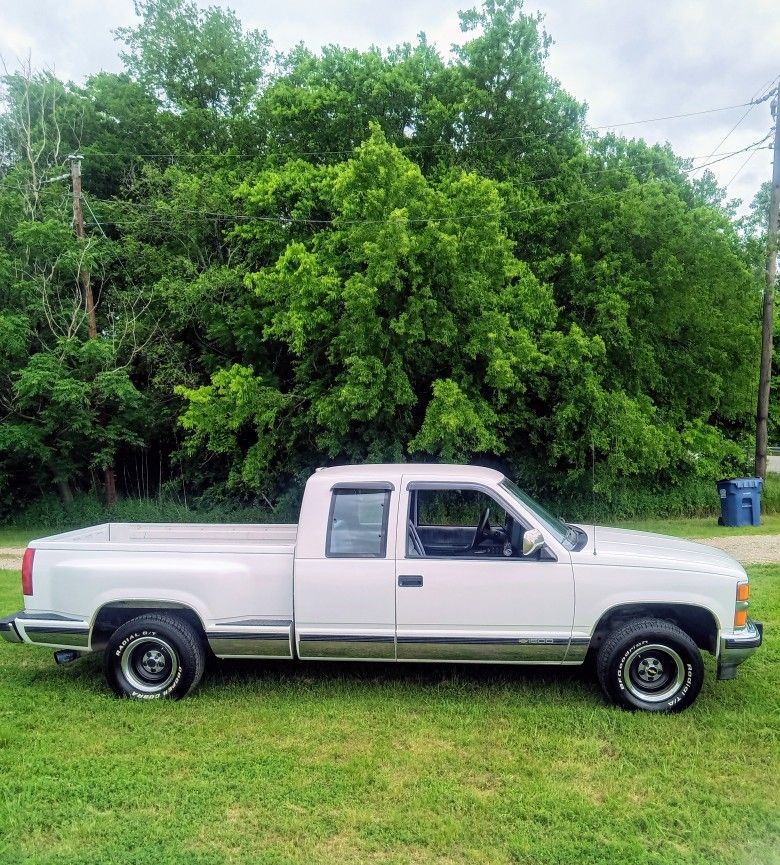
[331, 481, 394, 491]
[325, 487, 392, 559]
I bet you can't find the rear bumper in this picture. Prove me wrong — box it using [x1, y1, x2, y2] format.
[717, 619, 763, 680]
[0, 611, 90, 649]
[0, 613, 22, 643]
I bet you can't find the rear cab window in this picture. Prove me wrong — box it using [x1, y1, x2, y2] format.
[326, 486, 392, 557]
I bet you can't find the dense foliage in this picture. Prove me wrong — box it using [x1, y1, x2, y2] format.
[0, 0, 767, 520]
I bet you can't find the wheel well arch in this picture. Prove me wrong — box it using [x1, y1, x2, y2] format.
[589, 603, 720, 656]
[90, 602, 206, 652]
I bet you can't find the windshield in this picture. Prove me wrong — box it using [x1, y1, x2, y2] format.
[500, 478, 576, 548]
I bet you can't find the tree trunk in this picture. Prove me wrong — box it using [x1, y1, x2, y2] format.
[104, 467, 117, 507]
[56, 479, 74, 506]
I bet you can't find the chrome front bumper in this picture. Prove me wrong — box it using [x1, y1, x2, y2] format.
[717, 619, 763, 680]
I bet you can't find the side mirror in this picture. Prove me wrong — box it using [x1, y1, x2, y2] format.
[522, 528, 544, 557]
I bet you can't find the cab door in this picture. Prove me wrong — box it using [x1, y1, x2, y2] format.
[294, 481, 398, 660]
[395, 480, 576, 662]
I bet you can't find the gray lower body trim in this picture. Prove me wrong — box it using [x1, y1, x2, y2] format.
[15, 611, 84, 622]
[207, 622, 293, 658]
[296, 632, 589, 663]
[298, 634, 395, 660]
[21, 623, 90, 649]
[396, 635, 572, 662]
[563, 637, 591, 663]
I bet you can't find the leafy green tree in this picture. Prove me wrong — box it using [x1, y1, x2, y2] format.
[0, 69, 150, 509]
[454, 0, 585, 180]
[259, 39, 461, 170]
[178, 127, 602, 492]
[0, 0, 768, 519]
[117, 0, 270, 115]
[548, 138, 760, 487]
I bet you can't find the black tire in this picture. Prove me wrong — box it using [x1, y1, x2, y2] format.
[596, 618, 704, 713]
[104, 613, 205, 700]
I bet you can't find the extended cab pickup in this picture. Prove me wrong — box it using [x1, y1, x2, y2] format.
[0, 464, 763, 712]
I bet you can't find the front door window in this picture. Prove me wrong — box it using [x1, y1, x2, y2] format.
[408, 487, 524, 559]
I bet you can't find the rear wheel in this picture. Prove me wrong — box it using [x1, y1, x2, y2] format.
[596, 618, 704, 713]
[104, 613, 205, 700]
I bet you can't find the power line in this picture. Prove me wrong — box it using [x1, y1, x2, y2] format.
[73, 100, 757, 163]
[83, 188, 642, 229]
[587, 100, 755, 131]
[693, 107, 758, 173]
[724, 149, 760, 191]
[3, 89, 771, 211]
[692, 136, 772, 172]
[691, 74, 780, 176]
[7, 139, 771, 226]
[88, 166, 769, 232]
[81, 192, 108, 238]
[77, 138, 770, 230]
[0, 94, 766, 196]
[1, 142, 763, 200]
[752, 76, 780, 106]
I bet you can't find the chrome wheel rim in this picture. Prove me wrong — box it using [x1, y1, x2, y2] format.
[623, 643, 685, 703]
[121, 636, 178, 693]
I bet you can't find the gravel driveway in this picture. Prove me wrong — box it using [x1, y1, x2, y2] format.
[0, 548, 25, 571]
[694, 535, 780, 565]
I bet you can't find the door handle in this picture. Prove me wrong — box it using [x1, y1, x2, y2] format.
[398, 574, 423, 587]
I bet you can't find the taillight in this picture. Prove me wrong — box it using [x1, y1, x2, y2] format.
[21, 548, 34, 596]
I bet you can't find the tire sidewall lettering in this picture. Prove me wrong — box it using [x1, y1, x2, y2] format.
[128, 660, 183, 699]
[616, 639, 649, 692]
[665, 664, 693, 708]
[114, 629, 158, 657]
[161, 665, 183, 697]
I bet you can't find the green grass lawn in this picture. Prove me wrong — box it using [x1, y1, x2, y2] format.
[0, 527, 46, 547]
[1, 567, 778, 865]
[616, 512, 780, 538]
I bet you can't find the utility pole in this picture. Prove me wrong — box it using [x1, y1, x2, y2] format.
[755, 81, 780, 480]
[69, 155, 98, 339]
[70, 155, 117, 505]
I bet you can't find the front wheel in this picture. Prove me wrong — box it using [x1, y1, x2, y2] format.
[596, 618, 704, 713]
[104, 613, 205, 700]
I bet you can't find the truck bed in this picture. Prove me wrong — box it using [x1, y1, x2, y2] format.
[30, 522, 298, 553]
[22, 523, 299, 656]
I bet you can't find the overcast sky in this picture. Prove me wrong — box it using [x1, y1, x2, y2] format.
[1, 0, 778, 214]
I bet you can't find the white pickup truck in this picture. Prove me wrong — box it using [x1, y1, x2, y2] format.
[1, 464, 762, 712]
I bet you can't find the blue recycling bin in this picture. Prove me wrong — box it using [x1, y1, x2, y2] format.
[716, 478, 763, 527]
